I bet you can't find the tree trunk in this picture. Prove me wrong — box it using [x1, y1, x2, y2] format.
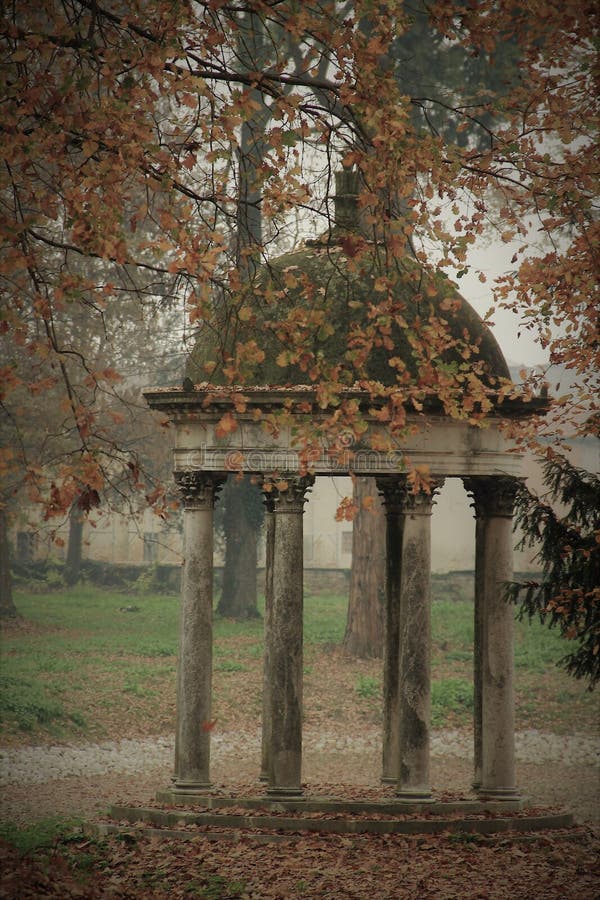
[0, 508, 18, 619]
[64, 503, 84, 585]
[343, 477, 386, 657]
[217, 17, 269, 620]
[217, 477, 261, 619]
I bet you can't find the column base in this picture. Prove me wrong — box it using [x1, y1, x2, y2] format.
[266, 786, 304, 800]
[258, 773, 269, 783]
[172, 779, 213, 792]
[476, 786, 522, 801]
[380, 775, 397, 785]
[395, 789, 434, 803]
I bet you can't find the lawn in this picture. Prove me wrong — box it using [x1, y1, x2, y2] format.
[1, 585, 596, 746]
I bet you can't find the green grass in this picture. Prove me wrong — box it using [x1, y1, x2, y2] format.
[432, 600, 474, 652]
[431, 598, 579, 676]
[197, 874, 247, 898]
[215, 660, 247, 673]
[356, 674, 380, 700]
[304, 593, 347, 645]
[514, 620, 568, 673]
[353, 674, 475, 726]
[0, 674, 86, 733]
[1, 587, 596, 740]
[0, 817, 83, 854]
[431, 678, 474, 726]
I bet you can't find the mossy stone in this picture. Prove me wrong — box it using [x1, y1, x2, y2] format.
[186, 235, 509, 388]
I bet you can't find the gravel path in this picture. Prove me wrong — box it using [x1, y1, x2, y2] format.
[1, 729, 599, 827]
[1, 728, 598, 786]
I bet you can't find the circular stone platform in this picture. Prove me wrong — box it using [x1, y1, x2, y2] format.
[103, 794, 574, 839]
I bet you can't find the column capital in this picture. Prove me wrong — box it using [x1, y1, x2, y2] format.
[258, 476, 276, 514]
[174, 471, 226, 510]
[262, 494, 276, 514]
[463, 476, 521, 519]
[263, 473, 315, 515]
[376, 475, 444, 516]
[375, 475, 408, 513]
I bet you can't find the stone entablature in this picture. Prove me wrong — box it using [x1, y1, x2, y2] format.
[145, 387, 543, 480]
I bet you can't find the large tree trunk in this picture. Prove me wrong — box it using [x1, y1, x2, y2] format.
[0, 508, 18, 619]
[343, 477, 386, 657]
[217, 477, 261, 619]
[217, 18, 269, 621]
[64, 503, 84, 585]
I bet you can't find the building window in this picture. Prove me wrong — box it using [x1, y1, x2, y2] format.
[341, 531, 353, 555]
[143, 533, 159, 563]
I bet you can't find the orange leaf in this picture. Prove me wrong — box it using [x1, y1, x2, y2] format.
[215, 411, 237, 438]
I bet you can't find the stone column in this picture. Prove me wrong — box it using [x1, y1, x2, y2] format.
[259, 494, 275, 782]
[473, 511, 485, 791]
[376, 476, 406, 784]
[172, 471, 224, 791]
[465, 476, 520, 800]
[265, 473, 314, 797]
[396, 480, 443, 801]
[464, 476, 485, 790]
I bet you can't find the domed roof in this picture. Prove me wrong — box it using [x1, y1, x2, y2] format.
[187, 172, 510, 389]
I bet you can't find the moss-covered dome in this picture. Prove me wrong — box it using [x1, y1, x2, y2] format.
[186, 173, 510, 389]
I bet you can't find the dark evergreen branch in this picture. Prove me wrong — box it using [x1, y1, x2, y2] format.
[506, 453, 600, 689]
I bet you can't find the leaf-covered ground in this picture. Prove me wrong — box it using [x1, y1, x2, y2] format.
[1, 824, 599, 899]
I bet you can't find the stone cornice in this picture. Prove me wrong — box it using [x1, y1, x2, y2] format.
[144, 385, 549, 421]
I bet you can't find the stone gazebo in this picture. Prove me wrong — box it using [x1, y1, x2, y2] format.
[144, 175, 545, 806]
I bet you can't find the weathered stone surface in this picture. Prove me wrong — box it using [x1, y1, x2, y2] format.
[376, 477, 406, 783]
[173, 473, 224, 789]
[397, 492, 435, 799]
[266, 475, 314, 796]
[163, 401, 528, 479]
[106, 803, 574, 838]
[465, 476, 520, 799]
[260, 501, 274, 782]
